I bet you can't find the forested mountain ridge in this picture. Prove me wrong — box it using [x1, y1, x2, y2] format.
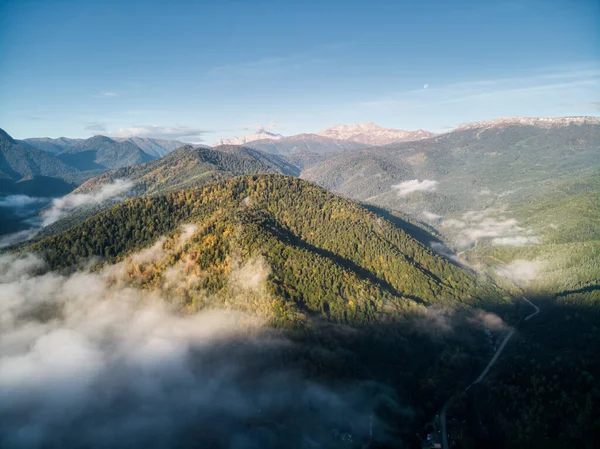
[73, 145, 299, 197]
[32, 175, 507, 313]
[25, 174, 519, 444]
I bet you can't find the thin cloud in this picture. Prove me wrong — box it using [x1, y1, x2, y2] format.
[491, 236, 541, 246]
[41, 179, 133, 226]
[0, 195, 46, 209]
[239, 121, 279, 132]
[359, 65, 600, 114]
[208, 45, 341, 78]
[422, 211, 443, 222]
[92, 91, 119, 98]
[441, 207, 541, 249]
[84, 122, 107, 133]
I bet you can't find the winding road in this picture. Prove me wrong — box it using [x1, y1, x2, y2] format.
[439, 296, 539, 449]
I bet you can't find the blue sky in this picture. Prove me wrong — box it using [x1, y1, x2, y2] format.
[1, 0, 598, 143]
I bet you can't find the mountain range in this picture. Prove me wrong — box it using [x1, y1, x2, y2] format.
[1, 116, 599, 447]
[215, 123, 435, 150]
[0, 129, 78, 196]
[0, 130, 195, 196]
[301, 116, 600, 215]
[23, 134, 188, 160]
[244, 133, 368, 156]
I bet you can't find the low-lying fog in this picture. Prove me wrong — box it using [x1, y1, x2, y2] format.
[0, 249, 399, 449]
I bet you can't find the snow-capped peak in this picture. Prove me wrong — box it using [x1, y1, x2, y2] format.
[215, 129, 283, 146]
[317, 123, 435, 145]
[456, 116, 600, 131]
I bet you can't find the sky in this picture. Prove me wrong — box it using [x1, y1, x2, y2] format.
[0, 0, 598, 144]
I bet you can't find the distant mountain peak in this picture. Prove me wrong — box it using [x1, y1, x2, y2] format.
[317, 123, 435, 145]
[87, 134, 116, 144]
[456, 116, 600, 131]
[216, 130, 283, 146]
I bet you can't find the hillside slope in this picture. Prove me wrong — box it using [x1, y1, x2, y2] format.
[246, 133, 368, 155]
[115, 136, 187, 157]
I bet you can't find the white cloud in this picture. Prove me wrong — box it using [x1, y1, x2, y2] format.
[429, 242, 460, 263]
[443, 207, 540, 249]
[0, 229, 40, 249]
[422, 211, 443, 222]
[0, 181, 133, 248]
[42, 180, 133, 226]
[495, 260, 541, 286]
[392, 179, 438, 196]
[112, 125, 209, 143]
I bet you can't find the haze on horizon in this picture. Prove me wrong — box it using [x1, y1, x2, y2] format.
[0, 0, 598, 144]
